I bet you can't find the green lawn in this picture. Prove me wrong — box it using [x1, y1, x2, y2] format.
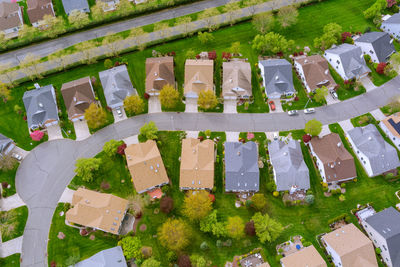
[0, 164, 19, 197]
[0, 253, 20, 267]
[52, 0, 68, 20]
[350, 113, 376, 127]
[0, 206, 28, 242]
[329, 66, 367, 100]
[366, 61, 395, 86]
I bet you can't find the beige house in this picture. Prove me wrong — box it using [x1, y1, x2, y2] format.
[66, 188, 128, 235]
[145, 56, 175, 96]
[222, 60, 252, 100]
[321, 223, 378, 267]
[184, 59, 214, 98]
[125, 140, 169, 194]
[27, 0, 55, 28]
[280, 245, 327, 267]
[180, 138, 215, 190]
[0, 2, 23, 39]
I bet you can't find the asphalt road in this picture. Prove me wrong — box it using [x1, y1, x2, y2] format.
[16, 76, 400, 266]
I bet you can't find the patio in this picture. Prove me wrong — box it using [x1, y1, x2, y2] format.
[282, 190, 307, 202]
[276, 235, 303, 257]
[239, 253, 264, 267]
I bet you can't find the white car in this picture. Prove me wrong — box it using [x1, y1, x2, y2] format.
[287, 110, 298, 116]
[304, 108, 315, 114]
[273, 133, 279, 140]
[330, 90, 338, 99]
[12, 153, 22, 161]
[116, 107, 123, 117]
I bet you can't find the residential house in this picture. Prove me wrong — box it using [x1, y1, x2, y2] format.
[294, 55, 337, 93]
[61, 77, 96, 122]
[98, 0, 120, 12]
[184, 59, 214, 99]
[99, 65, 136, 109]
[0, 1, 23, 38]
[321, 223, 378, 267]
[324, 43, 370, 81]
[23, 85, 59, 131]
[268, 140, 310, 193]
[280, 245, 327, 267]
[62, 0, 90, 15]
[224, 141, 259, 192]
[346, 124, 400, 177]
[258, 59, 295, 99]
[145, 56, 175, 96]
[381, 13, 400, 40]
[27, 0, 55, 28]
[124, 140, 169, 194]
[354, 32, 395, 63]
[309, 133, 357, 185]
[0, 134, 15, 156]
[75, 246, 127, 267]
[222, 60, 252, 100]
[66, 188, 128, 235]
[380, 112, 400, 149]
[180, 138, 214, 190]
[362, 207, 400, 267]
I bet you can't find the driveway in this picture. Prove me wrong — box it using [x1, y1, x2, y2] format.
[370, 108, 386, 121]
[223, 99, 237, 114]
[360, 76, 377, 92]
[123, 135, 139, 145]
[73, 120, 91, 141]
[338, 119, 354, 132]
[226, 132, 239, 142]
[148, 96, 162, 114]
[0, 236, 23, 258]
[46, 125, 63, 141]
[0, 193, 25, 211]
[185, 98, 198, 113]
[270, 100, 283, 113]
[326, 94, 340, 105]
[112, 107, 127, 122]
[320, 125, 331, 137]
[186, 131, 199, 138]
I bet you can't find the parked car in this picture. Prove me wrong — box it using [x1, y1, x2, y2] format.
[116, 107, 123, 117]
[330, 90, 338, 99]
[273, 132, 279, 140]
[287, 110, 298, 116]
[12, 153, 22, 161]
[269, 101, 276, 111]
[304, 108, 315, 114]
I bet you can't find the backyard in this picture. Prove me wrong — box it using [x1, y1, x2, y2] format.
[0, 206, 28, 242]
[0, 165, 18, 197]
[0, 253, 21, 267]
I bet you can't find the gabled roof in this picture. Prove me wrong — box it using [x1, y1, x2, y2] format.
[99, 65, 136, 109]
[268, 140, 310, 191]
[347, 124, 400, 176]
[27, 0, 54, 24]
[322, 224, 378, 267]
[145, 56, 175, 94]
[61, 0, 90, 15]
[0, 2, 22, 31]
[0, 133, 14, 156]
[61, 77, 95, 120]
[184, 59, 214, 96]
[355, 32, 395, 62]
[180, 138, 214, 189]
[382, 13, 400, 24]
[66, 188, 128, 235]
[381, 112, 400, 138]
[124, 140, 169, 194]
[222, 60, 252, 98]
[365, 207, 400, 267]
[259, 59, 295, 97]
[75, 246, 127, 267]
[22, 85, 59, 129]
[280, 245, 327, 267]
[224, 141, 259, 192]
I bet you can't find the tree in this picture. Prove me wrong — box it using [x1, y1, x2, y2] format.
[102, 33, 124, 57]
[226, 216, 245, 239]
[0, 82, 11, 102]
[139, 121, 158, 141]
[0, 62, 19, 87]
[154, 22, 172, 40]
[103, 139, 123, 157]
[91, 1, 106, 21]
[128, 28, 149, 50]
[178, 255, 192, 267]
[176, 16, 194, 36]
[0, 32, 7, 50]
[197, 31, 214, 44]
[364, 0, 387, 20]
[19, 25, 38, 42]
[252, 212, 284, 243]
[252, 12, 274, 34]
[305, 119, 323, 137]
[198, 90, 218, 110]
[116, 0, 133, 17]
[305, 194, 315, 205]
[186, 49, 196, 59]
[277, 6, 298, 28]
[376, 62, 387, 74]
[0, 154, 17, 171]
[74, 157, 102, 182]
[84, 103, 107, 130]
[251, 193, 267, 211]
[252, 32, 294, 54]
[48, 50, 75, 72]
[314, 86, 328, 103]
[159, 84, 180, 109]
[76, 41, 99, 64]
[124, 95, 145, 115]
[245, 221, 256, 236]
[391, 52, 400, 70]
[182, 190, 213, 221]
[68, 10, 90, 29]
[246, 0, 263, 16]
[198, 8, 221, 32]
[314, 23, 342, 50]
[230, 41, 241, 56]
[141, 258, 161, 267]
[20, 53, 44, 80]
[118, 236, 143, 260]
[199, 210, 226, 237]
[158, 219, 191, 251]
[190, 254, 207, 267]
[160, 196, 174, 214]
[223, 0, 242, 26]
[42, 15, 65, 38]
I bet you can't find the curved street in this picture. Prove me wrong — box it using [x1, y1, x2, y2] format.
[16, 76, 400, 266]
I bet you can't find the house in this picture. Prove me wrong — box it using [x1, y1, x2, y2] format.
[280, 245, 327, 267]
[184, 59, 214, 99]
[268, 140, 310, 193]
[0, 134, 15, 156]
[75, 246, 127, 267]
[22, 85, 59, 131]
[354, 32, 395, 63]
[362, 207, 400, 267]
[294, 55, 337, 93]
[62, 0, 90, 15]
[222, 60, 252, 100]
[0, 1, 23, 39]
[380, 112, 400, 149]
[309, 133, 357, 185]
[124, 140, 169, 194]
[180, 138, 214, 190]
[321, 223, 378, 267]
[346, 124, 400, 177]
[258, 59, 295, 99]
[99, 65, 136, 109]
[224, 141, 259, 192]
[381, 13, 400, 40]
[98, 0, 120, 12]
[66, 188, 128, 235]
[145, 56, 175, 96]
[323, 43, 370, 81]
[27, 0, 55, 28]
[61, 77, 96, 122]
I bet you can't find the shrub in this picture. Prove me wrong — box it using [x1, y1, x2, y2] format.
[385, 172, 394, 180]
[364, 54, 371, 63]
[376, 247, 382, 254]
[305, 194, 315, 205]
[376, 62, 387, 74]
[160, 196, 174, 214]
[339, 194, 346, 201]
[166, 251, 177, 262]
[216, 240, 222, 247]
[104, 59, 113, 69]
[273, 191, 279, 197]
[200, 241, 208, 250]
[245, 221, 256, 236]
[178, 255, 191, 267]
[340, 183, 346, 188]
[266, 181, 276, 192]
[303, 241, 312, 247]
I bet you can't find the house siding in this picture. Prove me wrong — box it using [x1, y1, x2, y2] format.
[324, 52, 348, 80]
[362, 220, 393, 267]
[381, 22, 400, 40]
[346, 134, 374, 177]
[379, 121, 400, 149]
[355, 41, 379, 63]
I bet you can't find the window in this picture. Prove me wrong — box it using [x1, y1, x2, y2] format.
[370, 50, 374, 54]
[383, 245, 387, 251]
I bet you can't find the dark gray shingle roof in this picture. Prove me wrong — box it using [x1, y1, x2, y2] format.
[0, 133, 14, 155]
[61, 0, 90, 15]
[75, 246, 127, 267]
[383, 13, 400, 24]
[355, 32, 395, 62]
[259, 59, 295, 98]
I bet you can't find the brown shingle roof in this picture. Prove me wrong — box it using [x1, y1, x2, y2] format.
[0, 2, 22, 31]
[27, 0, 54, 24]
[310, 133, 356, 182]
[125, 140, 169, 193]
[280, 245, 327, 267]
[66, 188, 128, 235]
[145, 57, 175, 95]
[322, 224, 378, 267]
[222, 60, 252, 98]
[61, 77, 96, 120]
[184, 59, 214, 96]
[180, 138, 214, 189]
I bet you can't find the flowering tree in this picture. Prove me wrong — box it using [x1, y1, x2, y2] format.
[376, 62, 387, 74]
[30, 130, 44, 141]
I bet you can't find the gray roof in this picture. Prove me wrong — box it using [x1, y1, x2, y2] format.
[268, 140, 310, 191]
[355, 32, 395, 62]
[347, 124, 400, 176]
[0, 133, 14, 155]
[62, 0, 90, 15]
[75, 246, 127, 267]
[365, 207, 400, 267]
[22, 85, 59, 129]
[382, 13, 400, 24]
[259, 59, 295, 97]
[99, 65, 136, 109]
[224, 141, 259, 192]
[325, 43, 371, 79]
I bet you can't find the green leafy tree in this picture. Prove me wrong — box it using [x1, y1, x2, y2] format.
[42, 15, 66, 38]
[277, 6, 298, 28]
[116, 0, 133, 16]
[139, 121, 158, 141]
[104, 59, 113, 69]
[0, 82, 11, 102]
[364, 0, 387, 20]
[252, 32, 294, 54]
[305, 195, 315, 205]
[19, 25, 38, 42]
[124, 95, 145, 115]
[118, 236, 143, 260]
[230, 41, 241, 55]
[305, 119, 323, 137]
[198, 90, 218, 110]
[252, 212, 284, 243]
[84, 103, 107, 130]
[252, 12, 274, 34]
[225, 216, 245, 239]
[186, 49, 197, 59]
[199, 210, 226, 237]
[158, 219, 191, 251]
[198, 31, 215, 44]
[0, 32, 7, 50]
[68, 10, 90, 28]
[141, 258, 161, 267]
[251, 193, 267, 211]
[103, 139, 123, 157]
[190, 254, 207, 267]
[390, 52, 400, 70]
[314, 23, 342, 50]
[314, 86, 328, 103]
[182, 190, 213, 221]
[74, 157, 102, 182]
[159, 84, 180, 109]
[198, 8, 221, 32]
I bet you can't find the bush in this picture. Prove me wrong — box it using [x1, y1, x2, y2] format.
[376, 247, 381, 254]
[376, 62, 387, 75]
[273, 191, 279, 197]
[303, 241, 312, 247]
[340, 183, 346, 188]
[104, 59, 113, 69]
[305, 194, 315, 205]
[245, 221, 256, 236]
[216, 240, 222, 247]
[166, 251, 177, 262]
[266, 181, 276, 192]
[160, 196, 174, 214]
[200, 241, 208, 250]
[364, 54, 371, 63]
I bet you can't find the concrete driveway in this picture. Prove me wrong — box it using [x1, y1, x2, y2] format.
[326, 94, 340, 105]
[148, 96, 162, 114]
[47, 125, 63, 141]
[112, 107, 127, 122]
[360, 76, 377, 92]
[370, 108, 386, 121]
[338, 119, 354, 132]
[73, 120, 91, 141]
[223, 99, 237, 114]
[270, 100, 283, 113]
[185, 98, 198, 113]
[226, 132, 240, 142]
[320, 125, 331, 137]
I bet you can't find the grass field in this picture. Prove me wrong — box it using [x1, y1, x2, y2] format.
[0, 206, 28, 242]
[0, 253, 20, 267]
[0, 164, 19, 197]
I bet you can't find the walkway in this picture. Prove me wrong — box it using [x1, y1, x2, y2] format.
[0, 236, 23, 258]
[0, 193, 25, 212]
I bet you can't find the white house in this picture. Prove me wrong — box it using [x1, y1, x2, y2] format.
[380, 112, 400, 149]
[354, 32, 395, 63]
[99, 0, 120, 12]
[381, 13, 400, 40]
[0, 2, 23, 38]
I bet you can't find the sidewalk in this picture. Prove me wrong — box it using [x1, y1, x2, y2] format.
[0, 236, 23, 258]
[0, 194, 25, 212]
